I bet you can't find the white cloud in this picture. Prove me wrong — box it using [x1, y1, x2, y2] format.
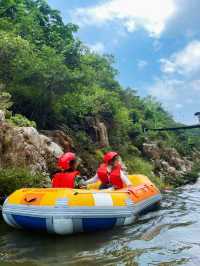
[160, 40, 200, 75]
[137, 60, 148, 70]
[165, 0, 200, 38]
[148, 40, 200, 124]
[149, 79, 179, 101]
[124, 20, 136, 32]
[73, 0, 176, 37]
[148, 77, 199, 124]
[87, 42, 105, 54]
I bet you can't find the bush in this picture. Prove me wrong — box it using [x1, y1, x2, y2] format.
[8, 114, 36, 128]
[125, 156, 164, 188]
[126, 157, 153, 175]
[0, 92, 13, 111]
[0, 168, 44, 197]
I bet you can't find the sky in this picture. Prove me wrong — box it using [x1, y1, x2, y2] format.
[47, 0, 200, 125]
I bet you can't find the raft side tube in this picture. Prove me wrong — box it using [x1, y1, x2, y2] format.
[2, 174, 161, 234]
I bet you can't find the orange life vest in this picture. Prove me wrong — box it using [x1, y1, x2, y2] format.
[97, 163, 123, 189]
[52, 171, 80, 188]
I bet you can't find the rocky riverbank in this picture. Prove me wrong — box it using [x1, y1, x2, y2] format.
[143, 142, 198, 186]
[0, 114, 199, 198]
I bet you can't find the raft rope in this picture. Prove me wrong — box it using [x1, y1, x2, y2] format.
[73, 184, 154, 196]
[73, 190, 128, 195]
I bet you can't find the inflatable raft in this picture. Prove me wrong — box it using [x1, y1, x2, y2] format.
[2, 175, 161, 235]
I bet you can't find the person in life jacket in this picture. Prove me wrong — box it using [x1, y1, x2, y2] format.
[52, 152, 85, 189]
[85, 152, 132, 190]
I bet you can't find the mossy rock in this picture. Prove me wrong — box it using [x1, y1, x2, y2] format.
[7, 114, 36, 128]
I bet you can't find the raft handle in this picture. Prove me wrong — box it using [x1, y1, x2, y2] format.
[24, 196, 37, 203]
[127, 188, 139, 198]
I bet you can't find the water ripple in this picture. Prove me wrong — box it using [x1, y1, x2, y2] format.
[1, 182, 200, 265]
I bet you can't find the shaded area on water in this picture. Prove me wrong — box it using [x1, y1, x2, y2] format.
[1, 182, 200, 266]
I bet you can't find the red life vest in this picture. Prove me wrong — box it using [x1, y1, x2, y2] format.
[97, 163, 124, 189]
[52, 171, 80, 188]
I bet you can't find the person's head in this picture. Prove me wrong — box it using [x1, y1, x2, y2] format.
[57, 152, 78, 171]
[103, 151, 120, 167]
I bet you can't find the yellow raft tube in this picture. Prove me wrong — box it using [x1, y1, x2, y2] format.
[2, 175, 161, 235]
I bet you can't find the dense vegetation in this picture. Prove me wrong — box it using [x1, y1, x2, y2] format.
[0, 0, 199, 190]
[0, 168, 43, 196]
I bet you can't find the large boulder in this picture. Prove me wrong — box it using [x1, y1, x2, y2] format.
[40, 130, 73, 152]
[143, 143, 161, 160]
[143, 142, 193, 184]
[0, 122, 63, 174]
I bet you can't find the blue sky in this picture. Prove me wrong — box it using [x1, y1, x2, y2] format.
[48, 0, 200, 125]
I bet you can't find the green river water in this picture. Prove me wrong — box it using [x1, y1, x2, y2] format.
[1, 182, 200, 266]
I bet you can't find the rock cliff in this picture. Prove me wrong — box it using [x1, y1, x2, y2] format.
[0, 109, 198, 189]
[143, 142, 193, 186]
[0, 121, 63, 174]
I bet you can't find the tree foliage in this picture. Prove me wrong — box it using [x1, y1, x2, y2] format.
[0, 0, 198, 170]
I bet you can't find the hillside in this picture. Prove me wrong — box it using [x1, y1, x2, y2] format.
[0, 0, 199, 195]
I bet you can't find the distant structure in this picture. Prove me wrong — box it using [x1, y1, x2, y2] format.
[194, 112, 200, 124]
[144, 112, 200, 133]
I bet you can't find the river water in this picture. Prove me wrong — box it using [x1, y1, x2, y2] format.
[1, 182, 200, 266]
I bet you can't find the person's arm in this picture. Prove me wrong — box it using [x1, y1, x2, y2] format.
[84, 174, 99, 185]
[120, 170, 132, 186]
